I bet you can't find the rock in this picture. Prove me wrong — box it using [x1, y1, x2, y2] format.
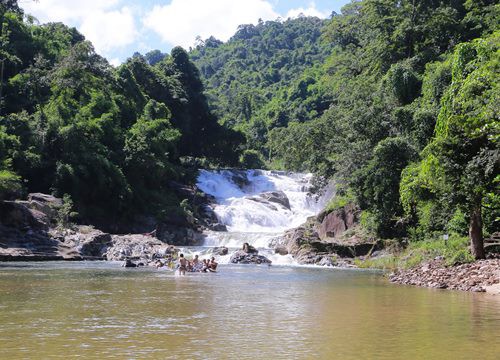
[213, 246, 228, 256]
[0, 201, 50, 231]
[247, 196, 278, 211]
[156, 222, 203, 246]
[274, 246, 288, 256]
[230, 250, 272, 265]
[316, 255, 335, 267]
[485, 243, 500, 255]
[209, 223, 227, 232]
[122, 259, 137, 268]
[79, 232, 113, 258]
[228, 170, 250, 188]
[259, 191, 291, 210]
[28, 193, 63, 207]
[247, 191, 291, 211]
[105, 234, 176, 261]
[389, 259, 500, 292]
[27, 193, 63, 220]
[317, 203, 359, 240]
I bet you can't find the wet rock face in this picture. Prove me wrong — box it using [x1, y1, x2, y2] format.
[247, 190, 291, 211]
[230, 250, 272, 265]
[317, 203, 359, 240]
[389, 259, 500, 292]
[259, 191, 291, 210]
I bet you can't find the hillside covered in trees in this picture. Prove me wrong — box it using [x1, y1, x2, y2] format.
[0, 0, 498, 259]
[192, 0, 499, 259]
[0, 1, 242, 226]
[190, 16, 332, 164]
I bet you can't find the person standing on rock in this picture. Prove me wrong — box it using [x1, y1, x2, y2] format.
[178, 253, 187, 275]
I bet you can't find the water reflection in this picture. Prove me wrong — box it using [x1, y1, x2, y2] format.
[0, 262, 499, 359]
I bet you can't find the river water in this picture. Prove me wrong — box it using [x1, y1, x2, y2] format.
[1, 170, 499, 358]
[0, 261, 499, 359]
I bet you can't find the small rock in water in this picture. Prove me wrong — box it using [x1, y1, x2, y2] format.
[122, 259, 137, 268]
[274, 246, 288, 256]
[213, 246, 228, 256]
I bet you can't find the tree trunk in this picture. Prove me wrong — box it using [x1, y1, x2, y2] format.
[469, 205, 485, 260]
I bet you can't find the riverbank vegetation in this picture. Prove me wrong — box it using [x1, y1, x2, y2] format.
[354, 235, 473, 270]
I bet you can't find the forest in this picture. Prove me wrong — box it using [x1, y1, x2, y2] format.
[191, 0, 499, 260]
[0, 0, 498, 258]
[0, 1, 242, 226]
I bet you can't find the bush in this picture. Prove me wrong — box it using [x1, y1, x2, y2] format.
[0, 169, 21, 200]
[239, 149, 266, 169]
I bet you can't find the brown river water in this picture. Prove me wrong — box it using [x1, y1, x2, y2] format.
[0, 261, 499, 359]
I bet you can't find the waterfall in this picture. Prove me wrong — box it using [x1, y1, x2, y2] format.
[196, 169, 332, 252]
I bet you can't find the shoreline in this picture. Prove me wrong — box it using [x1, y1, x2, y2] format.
[388, 258, 500, 294]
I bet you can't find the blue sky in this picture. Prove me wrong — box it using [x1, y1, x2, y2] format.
[21, 0, 351, 65]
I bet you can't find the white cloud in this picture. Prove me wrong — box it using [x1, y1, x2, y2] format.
[109, 58, 122, 67]
[22, 0, 119, 23]
[80, 7, 137, 53]
[144, 0, 279, 49]
[21, 0, 137, 55]
[285, 4, 330, 19]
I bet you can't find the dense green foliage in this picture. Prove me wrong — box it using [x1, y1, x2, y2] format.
[193, 0, 499, 257]
[190, 16, 332, 154]
[1, 0, 498, 258]
[0, 2, 242, 224]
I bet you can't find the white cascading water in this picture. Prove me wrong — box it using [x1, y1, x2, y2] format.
[195, 169, 333, 264]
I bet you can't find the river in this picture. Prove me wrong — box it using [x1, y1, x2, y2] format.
[0, 261, 499, 359]
[1, 170, 499, 358]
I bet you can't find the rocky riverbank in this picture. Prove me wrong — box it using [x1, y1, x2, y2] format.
[272, 203, 379, 267]
[0, 193, 183, 264]
[389, 259, 500, 294]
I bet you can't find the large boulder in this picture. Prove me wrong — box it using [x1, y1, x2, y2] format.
[247, 191, 291, 211]
[78, 232, 113, 258]
[27, 193, 63, 219]
[275, 208, 379, 265]
[156, 222, 203, 246]
[260, 191, 291, 210]
[317, 203, 359, 240]
[0, 201, 50, 231]
[105, 234, 175, 261]
[230, 250, 272, 264]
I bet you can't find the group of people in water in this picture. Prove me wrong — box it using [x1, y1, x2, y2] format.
[153, 252, 218, 274]
[177, 254, 218, 275]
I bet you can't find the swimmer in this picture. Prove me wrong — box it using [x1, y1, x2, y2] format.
[178, 253, 187, 275]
